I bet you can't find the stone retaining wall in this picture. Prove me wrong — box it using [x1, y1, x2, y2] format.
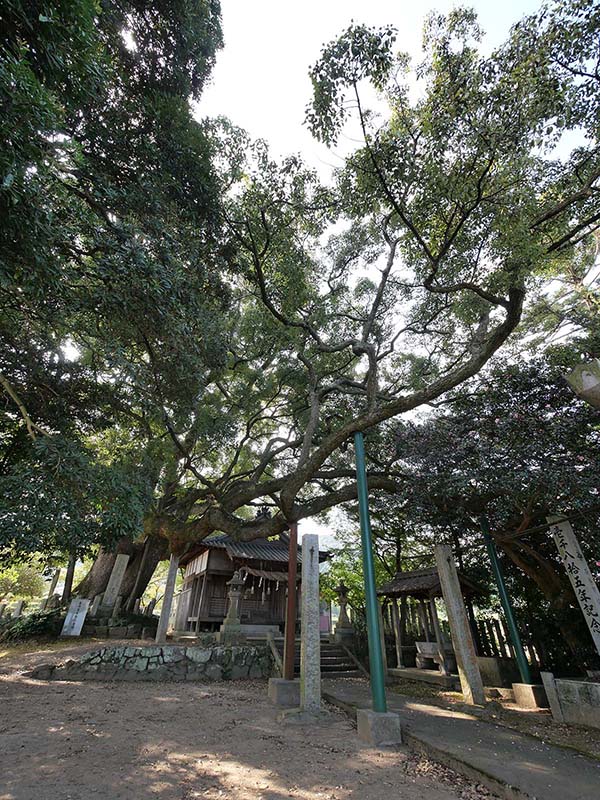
[29, 644, 272, 682]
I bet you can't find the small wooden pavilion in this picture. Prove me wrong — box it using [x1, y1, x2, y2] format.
[378, 567, 482, 675]
[175, 533, 329, 635]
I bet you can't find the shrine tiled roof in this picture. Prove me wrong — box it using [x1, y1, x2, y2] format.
[377, 567, 482, 598]
[181, 533, 329, 566]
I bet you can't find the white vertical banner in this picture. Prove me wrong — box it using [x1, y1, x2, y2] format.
[547, 515, 600, 656]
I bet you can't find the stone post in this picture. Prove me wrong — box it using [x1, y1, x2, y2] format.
[377, 601, 389, 676]
[155, 553, 179, 643]
[391, 599, 404, 668]
[429, 597, 449, 675]
[146, 597, 157, 616]
[101, 554, 130, 614]
[46, 569, 61, 606]
[300, 533, 321, 715]
[435, 545, 485, 705]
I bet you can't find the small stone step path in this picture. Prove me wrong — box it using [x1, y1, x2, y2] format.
[274, 639, 361, 678]
[323, 678, 600, 800]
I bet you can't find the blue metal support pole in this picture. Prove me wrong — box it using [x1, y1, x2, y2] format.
[480, 515, 532, 684]
[354, 431, 387, 712]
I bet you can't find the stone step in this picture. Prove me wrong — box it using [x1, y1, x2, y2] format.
[321, 663, 357, 672]
[319, 670, 361, 678]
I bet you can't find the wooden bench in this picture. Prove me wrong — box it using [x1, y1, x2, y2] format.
[415, 640, 457, 674]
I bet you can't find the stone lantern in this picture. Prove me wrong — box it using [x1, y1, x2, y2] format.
[334, 581, 355, 644]
[566, 359, 600, 409]
[218, 570, 247, 645]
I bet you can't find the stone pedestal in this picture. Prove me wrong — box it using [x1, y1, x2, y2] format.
[268, 678, 300, 708]
[512, 682, 549, 709]
[218, 571, 247, 645]
[357, 708, 402, 747]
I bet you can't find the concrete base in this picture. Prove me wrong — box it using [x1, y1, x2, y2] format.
[512, 682, 549, 709]
[356, 708, 402, 747]
[268, 678, 300, 708]
[278, 707, 330, 725]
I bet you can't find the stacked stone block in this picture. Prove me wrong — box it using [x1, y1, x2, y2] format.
[28, 643, 272, 682]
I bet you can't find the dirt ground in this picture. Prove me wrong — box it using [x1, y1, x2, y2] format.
[0, 642, 496, 800]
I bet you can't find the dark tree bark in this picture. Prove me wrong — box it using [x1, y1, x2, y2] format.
[75, 534, 168, 603]
[121, 535, 168, 606]
[500, 538, 592, 667]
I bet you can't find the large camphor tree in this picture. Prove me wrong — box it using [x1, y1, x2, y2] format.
[128, 2, 600, 629]
[141, 2, 599, 539]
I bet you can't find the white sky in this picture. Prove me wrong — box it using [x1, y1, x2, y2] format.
[197, 0, 542, 545]
[200, 0, 541, 172]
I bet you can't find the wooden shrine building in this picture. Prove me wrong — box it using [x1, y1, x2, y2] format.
[174, 533, 329, 636]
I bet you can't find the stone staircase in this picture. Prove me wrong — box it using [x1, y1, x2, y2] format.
[273, 639, 362, 678]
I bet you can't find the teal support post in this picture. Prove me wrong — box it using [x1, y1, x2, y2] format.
[354, 431, 387, 713]
[480, 516, 532, 684]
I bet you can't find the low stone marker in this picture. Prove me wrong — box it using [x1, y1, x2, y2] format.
[89, 594, 103, 617]
[60, 598, 91, 637]
[145, 598, 157, 616]
[11, 600, 24, 619]
[111, 595, 123, 620]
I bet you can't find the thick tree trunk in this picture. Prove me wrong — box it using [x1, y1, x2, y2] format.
[121, 535, 168, 609]
[75, 534, 168, 603]
[500, 539, 589, 665]
[74, 536, 133, 599]
[61, 553, 76, 603]
[155, 552, 179, 643]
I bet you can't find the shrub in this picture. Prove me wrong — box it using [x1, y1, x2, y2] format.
[0, 609, 64, 643]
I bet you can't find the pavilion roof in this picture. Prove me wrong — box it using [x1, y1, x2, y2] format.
[377, 567, 482, 599]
